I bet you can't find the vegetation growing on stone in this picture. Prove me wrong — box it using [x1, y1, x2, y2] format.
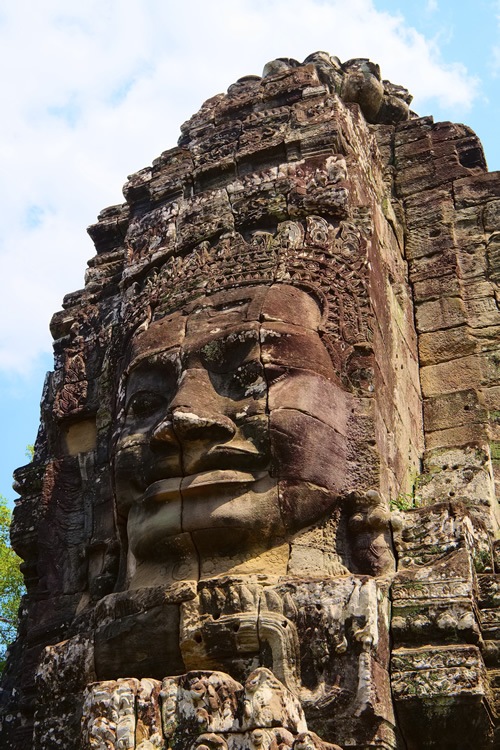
[0, 498, 23, 673]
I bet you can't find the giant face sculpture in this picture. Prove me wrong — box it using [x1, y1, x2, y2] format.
[114, 283, 351, 584]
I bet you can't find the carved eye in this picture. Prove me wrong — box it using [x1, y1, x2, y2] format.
[233, 361, 262, 386]
[230, 361, 266, 398]
[199, 333, 258, 373]
[127, 391, 166, 419]
[264, 364, 288, 385]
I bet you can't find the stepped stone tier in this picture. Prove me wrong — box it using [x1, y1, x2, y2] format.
[1, 52, 500, 749]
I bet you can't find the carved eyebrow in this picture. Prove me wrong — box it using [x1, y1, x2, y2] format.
[211, 299, 248, 312]
[225, 329, 259, 344]
[126, 349, 182, 377]
[124, 347, 182, 376]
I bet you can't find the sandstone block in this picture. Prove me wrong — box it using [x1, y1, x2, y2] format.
[454, 172, 500, 208]
[420, 354, 485, 397]
[415, 296, 467, 333]
[418, 325, 477, 366]
[391, 645, 494, 749]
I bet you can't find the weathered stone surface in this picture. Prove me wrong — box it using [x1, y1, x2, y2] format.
[82, 668, 339, 750]
[1, 51, 500, 750]
[391, 646, 493, 749]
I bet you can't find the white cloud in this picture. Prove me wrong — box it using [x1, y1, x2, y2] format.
[0, 0, 480, 373]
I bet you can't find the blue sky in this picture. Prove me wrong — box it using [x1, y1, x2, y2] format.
[1, 0, 499, 507]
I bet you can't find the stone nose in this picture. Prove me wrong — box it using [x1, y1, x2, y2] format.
[151, 408, 236, 445]
[173, 408, 236, 441]
[151, 369, 237, 446]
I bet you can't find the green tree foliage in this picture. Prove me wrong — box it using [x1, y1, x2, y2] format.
[0, 497, 24, 672]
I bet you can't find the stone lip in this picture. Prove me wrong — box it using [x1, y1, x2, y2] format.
[142, 469, 269, 503]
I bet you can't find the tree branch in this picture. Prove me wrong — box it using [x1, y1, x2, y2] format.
[0, 615, 16, 627]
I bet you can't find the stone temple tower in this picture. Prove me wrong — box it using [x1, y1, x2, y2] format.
[1, 53, 500, 750]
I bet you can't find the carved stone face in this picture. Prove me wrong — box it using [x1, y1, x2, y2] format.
[114, 284, 351, 583]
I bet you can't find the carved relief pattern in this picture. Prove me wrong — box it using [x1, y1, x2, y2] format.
[82, 668, 344, 750]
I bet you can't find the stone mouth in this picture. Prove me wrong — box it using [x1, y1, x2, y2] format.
[142, 469, 269, 503]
